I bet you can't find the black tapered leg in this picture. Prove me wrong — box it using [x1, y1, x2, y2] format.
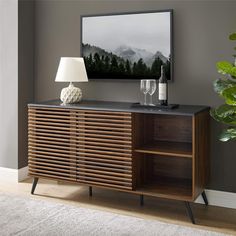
[201, 191, 208, 206]
[31, 177, 38, 195]
[89, 186, 92, 197]
[185, 202, 195, 224]
[140, 195, 144, 206]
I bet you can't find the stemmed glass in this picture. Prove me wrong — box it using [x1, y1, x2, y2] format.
[147, 80, 157, 105]
[140, 80, 150, 105]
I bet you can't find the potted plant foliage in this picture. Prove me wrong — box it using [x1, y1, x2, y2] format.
[211, 32, 236, 141]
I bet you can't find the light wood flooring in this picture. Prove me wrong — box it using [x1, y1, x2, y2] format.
[0, 178, 235, 235]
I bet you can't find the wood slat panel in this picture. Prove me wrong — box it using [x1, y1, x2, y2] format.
[77, 109, 130, 116]
[77, 144, 131, 153]
[29, 139, 77, 148]
[78, 125, 131, 132]
[29, 164, 77, 174]
[28, 107, 77, 181]
[77, 152, 131, 161]
[29, 107, 77, 113]
[29, 120, 77, 127]
[77, 117, 131, 124]
[29, 153, 77, 163]
[29, 172, 76, 182]
[29, 168, 76, 177]
[77, 136, 131, 144]
[77, 110, 133, 190]
[76, 140, 131, 149]
[29, 158, 76, 166]
[29, 142, 77, 151]
[78, 121, 131, 128]
[29, 150, 75, 158]
[29, 117, 77, 123]
[77, 156, 132, 166]
[29, 135, 71, 143]
[29, 124, 77, 131]
[77, 175, 132, 186]
[77, 179, 132, 190]
[29, 130, 76, 137]
[77, 163, 132, 173]
[77, 128, 131, 136]
[29, 160, 77, 170]
[29, 145, 77, 155]
[78, 148, 131, 157]
[77, 167, 132, 178]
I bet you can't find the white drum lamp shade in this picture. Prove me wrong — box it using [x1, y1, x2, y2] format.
[55, 57, 88, 104]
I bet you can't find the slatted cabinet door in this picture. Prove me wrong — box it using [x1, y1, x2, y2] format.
[76, 110, 133, 190]
[28, 107, 77, 182]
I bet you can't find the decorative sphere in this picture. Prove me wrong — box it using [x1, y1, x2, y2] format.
[60, 86, 82, 104]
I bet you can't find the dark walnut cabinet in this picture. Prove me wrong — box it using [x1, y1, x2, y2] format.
[28, 100, 210, 224]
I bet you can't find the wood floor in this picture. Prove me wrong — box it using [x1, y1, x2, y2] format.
[0, 178, 235, 235]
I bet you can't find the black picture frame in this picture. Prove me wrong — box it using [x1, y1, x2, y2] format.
[80, 10, 173, 81]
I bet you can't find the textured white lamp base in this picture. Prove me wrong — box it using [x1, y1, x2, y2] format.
[60, 83, 82, 104]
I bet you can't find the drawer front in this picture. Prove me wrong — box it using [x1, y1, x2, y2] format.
[77, 110, 133, 190]
[28, 107, 77, 182]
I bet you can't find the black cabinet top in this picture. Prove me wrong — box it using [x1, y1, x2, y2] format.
[28, 100, 210, 116]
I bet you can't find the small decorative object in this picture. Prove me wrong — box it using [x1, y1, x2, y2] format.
[55, 57, 88, 104]
[147, 79, 157, 105]
[140, 80, 150, 105]
[210, 32, 236, 141]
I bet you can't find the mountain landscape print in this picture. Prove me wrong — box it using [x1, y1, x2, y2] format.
[81, 11, 172, 80]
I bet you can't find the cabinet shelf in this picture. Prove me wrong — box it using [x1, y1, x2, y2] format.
[136, 176, 192, 201]
[134, 141, 192, 158]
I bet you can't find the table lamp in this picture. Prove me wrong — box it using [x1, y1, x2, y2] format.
[55, 57, 88, 104]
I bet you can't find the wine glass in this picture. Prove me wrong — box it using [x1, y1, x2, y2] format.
[147, 80, 157, 105]
[140, 80, 150, 105]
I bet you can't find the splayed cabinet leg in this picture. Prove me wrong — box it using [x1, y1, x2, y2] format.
[140, 195, 144, 206]
[201, 191, 208, 206]
[89, 186, 92, 197]
[31, 177, 38, 195]
[185, 202, 195, 224]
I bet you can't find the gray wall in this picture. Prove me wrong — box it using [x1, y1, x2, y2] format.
[18, 0, 35, 169]
[34, 0, 236, 192]
[0, 0, 18, 169]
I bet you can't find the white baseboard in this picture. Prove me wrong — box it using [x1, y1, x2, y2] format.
[0, 166, 29, 183]
[195, 189, 236, 209]
[18, 166, 29, 182]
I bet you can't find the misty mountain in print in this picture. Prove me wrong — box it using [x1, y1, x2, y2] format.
[82, 43, 170, 80]
[114, 45, 168, 67]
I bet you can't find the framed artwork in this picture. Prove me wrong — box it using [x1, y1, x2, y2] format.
[81, 10, 173, 80]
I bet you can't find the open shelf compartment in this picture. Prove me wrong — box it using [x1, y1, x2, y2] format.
[135, 153, 193, 200]
[133, 113, 193, 158]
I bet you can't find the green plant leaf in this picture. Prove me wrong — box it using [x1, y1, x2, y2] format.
[213, 79, 236, 95]
[219, 127, 236, 141]
[222, 86, 236, 105]
[210, 104, 236, 125]
[216, 61, 236, 77]
[229, 33, 236, 40]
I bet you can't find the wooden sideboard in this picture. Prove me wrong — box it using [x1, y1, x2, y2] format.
[28, 100, 210, 224]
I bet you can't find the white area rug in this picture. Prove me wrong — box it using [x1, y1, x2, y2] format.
[0, 192, 229, 236]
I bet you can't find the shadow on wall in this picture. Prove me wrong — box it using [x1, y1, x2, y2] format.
[210, 119, 236, 192]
